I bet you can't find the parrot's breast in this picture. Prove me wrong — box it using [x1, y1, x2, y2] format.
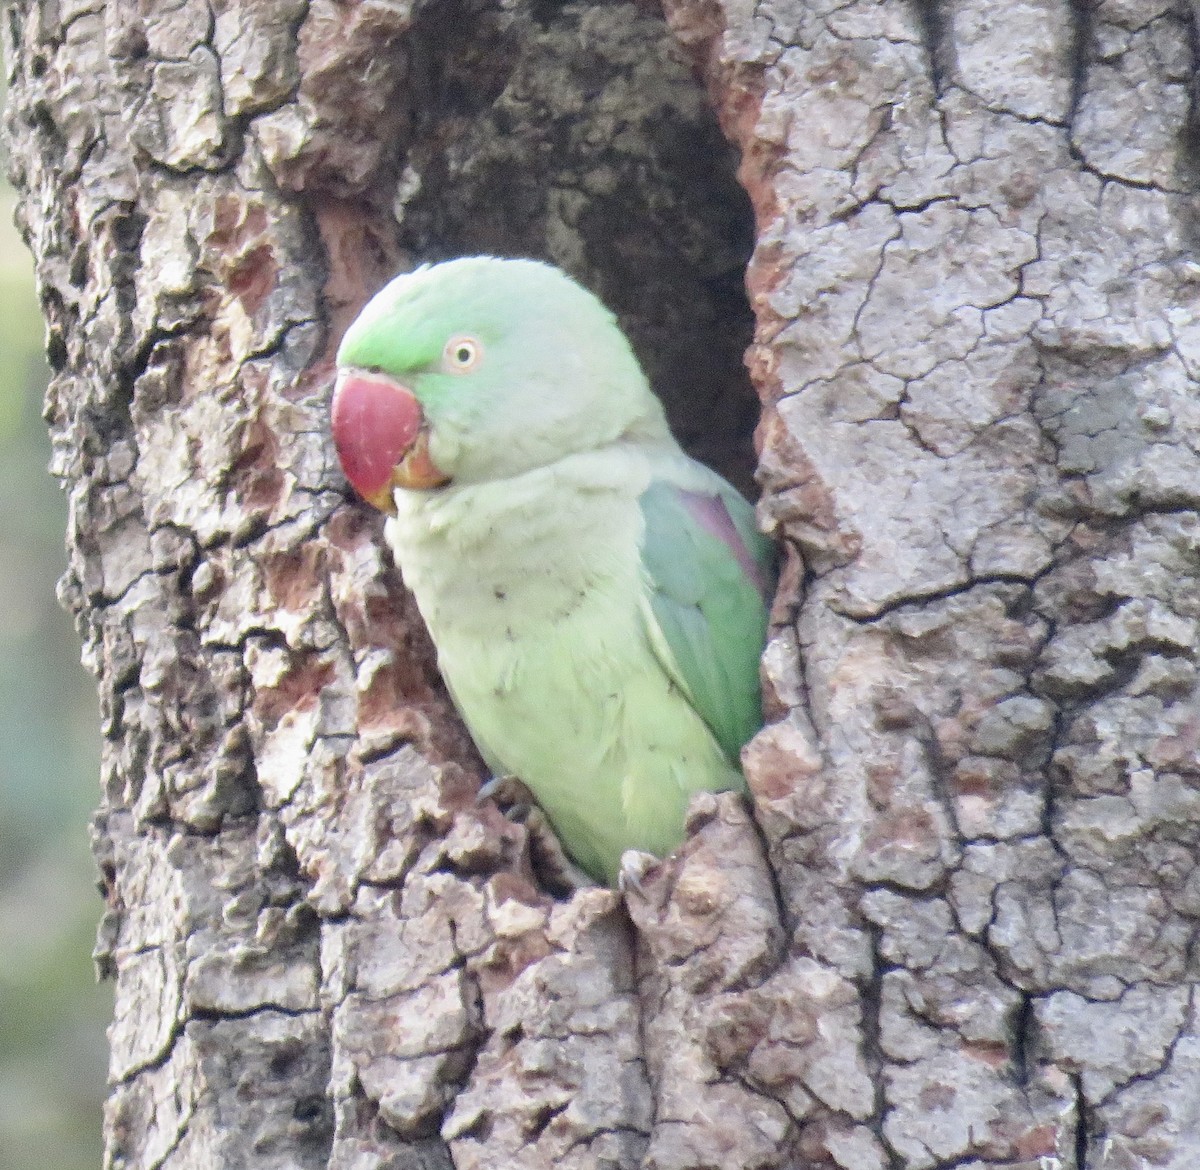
[382, 449, 744, 884]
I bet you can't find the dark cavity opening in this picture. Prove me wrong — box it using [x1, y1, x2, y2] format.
[394, 0, 759, 495]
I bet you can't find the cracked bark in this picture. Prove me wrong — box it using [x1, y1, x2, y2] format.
[5, 0, 1200, 1168]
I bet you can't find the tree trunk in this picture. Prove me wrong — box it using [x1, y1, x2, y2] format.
[5, 0, 1200, 1167]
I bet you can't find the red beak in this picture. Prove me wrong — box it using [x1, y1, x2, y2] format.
[331, 372, 447, 511]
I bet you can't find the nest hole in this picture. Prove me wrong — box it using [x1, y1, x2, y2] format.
[392, 0, 759, 494]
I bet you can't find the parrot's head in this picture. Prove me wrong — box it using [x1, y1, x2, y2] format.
[331, 256, 669, 512]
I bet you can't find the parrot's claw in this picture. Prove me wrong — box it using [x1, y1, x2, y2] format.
[617, 850, 660, 896]
[478, 775, 593, 895]
[477, 774, 535, 810]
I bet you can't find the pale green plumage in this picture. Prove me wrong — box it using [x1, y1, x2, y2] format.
[338, 258, 774, 885]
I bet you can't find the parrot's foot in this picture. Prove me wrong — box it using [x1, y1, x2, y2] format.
[617, 850, 661, 896]
[477, 775, 594, 895]
[522, 807, 596, 896]
[476, 773, 536, 817]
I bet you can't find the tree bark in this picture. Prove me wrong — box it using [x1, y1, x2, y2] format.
[5, 0, 1200, 1168]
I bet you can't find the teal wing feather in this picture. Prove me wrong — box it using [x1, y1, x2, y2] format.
[639, 467, 776, 760]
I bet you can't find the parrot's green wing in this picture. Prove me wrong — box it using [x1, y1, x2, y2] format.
[639, 470, 776, 761]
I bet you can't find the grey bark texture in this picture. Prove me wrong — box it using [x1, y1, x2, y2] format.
[5, 0, 1200, 1167]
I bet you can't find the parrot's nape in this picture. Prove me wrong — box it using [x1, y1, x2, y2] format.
[331, 257, 775, 886]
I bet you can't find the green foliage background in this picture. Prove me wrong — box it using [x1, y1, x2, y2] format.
[0, 125, 109, 1169]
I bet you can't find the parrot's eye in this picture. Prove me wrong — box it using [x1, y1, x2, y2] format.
[444, 336, 482, 372]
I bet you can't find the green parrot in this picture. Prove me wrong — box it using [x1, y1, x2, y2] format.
[331, 257, 774, 886]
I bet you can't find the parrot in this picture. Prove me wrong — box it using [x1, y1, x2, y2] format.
[330, 257, 775, 886]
